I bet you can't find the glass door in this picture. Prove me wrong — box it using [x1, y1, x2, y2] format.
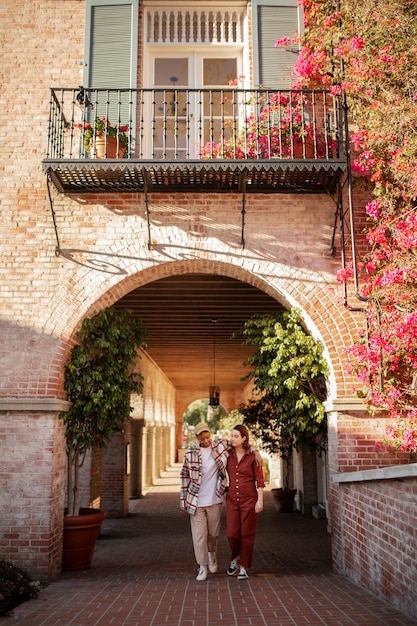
[153, 57, 189, 159]
[147, 53, 239, 159]
[201, 57, 238, 156]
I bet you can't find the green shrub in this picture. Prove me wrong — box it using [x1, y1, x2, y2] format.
[0, 561, 40, 616]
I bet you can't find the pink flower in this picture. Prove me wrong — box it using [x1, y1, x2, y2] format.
[349, 37, 365, 51]
[275, 36, 295, 47]
[365, 200, 381, 220]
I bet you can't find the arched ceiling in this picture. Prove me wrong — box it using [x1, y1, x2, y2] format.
[114, 274, 285, 392]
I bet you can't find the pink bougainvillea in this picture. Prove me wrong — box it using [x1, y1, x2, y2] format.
[200, 91, 335, 160]
[276, 0, 417, 433]
[378, 414, 417, 456]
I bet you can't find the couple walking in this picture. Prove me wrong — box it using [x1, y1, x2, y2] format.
[180, 422, 264, 581]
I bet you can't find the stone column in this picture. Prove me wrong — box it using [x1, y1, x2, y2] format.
[129, 418, 142, 499]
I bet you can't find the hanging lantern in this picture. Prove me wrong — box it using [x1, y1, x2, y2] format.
[209, 319, 220, 406]
[209, 385, 220, 407]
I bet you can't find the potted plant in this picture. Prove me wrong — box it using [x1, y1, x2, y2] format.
[77, 116, 129, 158]
[60, 306, 149, 570]
[235, 309, 329, 512]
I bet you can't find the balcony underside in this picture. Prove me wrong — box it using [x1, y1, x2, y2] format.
[43, 159, 346, 195]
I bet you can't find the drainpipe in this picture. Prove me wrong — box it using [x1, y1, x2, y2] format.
[342, 88, 384, 392]
[338, 4, 384, 392]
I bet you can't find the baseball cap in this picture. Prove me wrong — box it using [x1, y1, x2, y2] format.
[194, 423, 210, 436]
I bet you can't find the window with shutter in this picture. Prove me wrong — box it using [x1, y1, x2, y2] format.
[84, 0, 138, 122]
[252, 0, 301, 89]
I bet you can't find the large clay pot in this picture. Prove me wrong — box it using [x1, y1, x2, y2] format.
[271, 488, 297, 513]
[93, 136, 126, 159]
[293, 137, 315, 158]
[62, 508, 106, 571]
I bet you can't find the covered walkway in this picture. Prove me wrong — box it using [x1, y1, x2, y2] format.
[4, 465, 416, 625]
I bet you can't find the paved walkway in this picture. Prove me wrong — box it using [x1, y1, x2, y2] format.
[3, 464, 416, 625]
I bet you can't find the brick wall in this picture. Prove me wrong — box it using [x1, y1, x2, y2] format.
[328, 408, 417, 618]
[330, 476, 417, 618]
[101, 428, 130, 517]
[0, 412, 66, 580]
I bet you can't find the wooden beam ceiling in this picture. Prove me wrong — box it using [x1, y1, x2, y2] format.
[114, 274, 284, 392]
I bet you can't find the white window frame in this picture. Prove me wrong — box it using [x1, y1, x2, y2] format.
[142, 4, 247, 159]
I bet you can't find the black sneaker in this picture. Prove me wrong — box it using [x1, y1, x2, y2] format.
[237, 567, 249, 580]
[227, 558, 239, 576]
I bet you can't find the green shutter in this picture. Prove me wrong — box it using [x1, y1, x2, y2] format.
[85, 1, 137, 124]
[89, 4, 132, 88]
[258, 5, 299, 89]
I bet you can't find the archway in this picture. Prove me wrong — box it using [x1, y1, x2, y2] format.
[101, 262, 342, 515]
[180, 397, 228, 453]
[35, 250, 353, 519]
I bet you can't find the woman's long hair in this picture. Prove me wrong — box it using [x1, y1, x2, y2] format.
[233, 424, 250, 449]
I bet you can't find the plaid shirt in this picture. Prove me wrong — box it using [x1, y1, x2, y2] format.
[180, 438, 230, 515]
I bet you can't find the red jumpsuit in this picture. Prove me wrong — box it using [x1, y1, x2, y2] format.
[226, 448, 265, 569]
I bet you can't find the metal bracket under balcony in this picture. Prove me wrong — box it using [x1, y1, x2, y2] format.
[43, 158, 345, 195]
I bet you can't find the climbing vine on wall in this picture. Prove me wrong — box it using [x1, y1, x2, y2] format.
[277, 0, 417, 426]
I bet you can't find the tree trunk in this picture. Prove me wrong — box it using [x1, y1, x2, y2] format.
[73, 452, 80, 516]
[67, 442, 74, 516]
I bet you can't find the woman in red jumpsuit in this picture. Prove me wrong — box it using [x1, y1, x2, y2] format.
[226, 424, 265, 580]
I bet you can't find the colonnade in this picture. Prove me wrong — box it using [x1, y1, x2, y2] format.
[129, 419, 176, 498]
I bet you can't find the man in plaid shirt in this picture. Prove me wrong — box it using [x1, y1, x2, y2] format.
[180, 422, 260, 581]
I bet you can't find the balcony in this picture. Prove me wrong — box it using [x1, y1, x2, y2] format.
[42, 87, 347, 195]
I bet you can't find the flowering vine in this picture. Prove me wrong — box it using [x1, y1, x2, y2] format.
[277, 1, 417, 435]
[200, 87, 335, 160]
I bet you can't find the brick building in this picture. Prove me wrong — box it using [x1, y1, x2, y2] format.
[0, 0, 416, 619]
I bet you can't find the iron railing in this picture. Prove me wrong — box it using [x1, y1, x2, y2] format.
[46, 87, 344, 162]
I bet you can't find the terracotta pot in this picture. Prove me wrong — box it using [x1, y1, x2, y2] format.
[62, 508, 106, 571]
[293, 137, 315, 158]
[93, 136, 126, 159]
[271, 488, 297, 513]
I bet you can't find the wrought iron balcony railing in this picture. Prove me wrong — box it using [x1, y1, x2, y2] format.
[43, 87, 347, 194]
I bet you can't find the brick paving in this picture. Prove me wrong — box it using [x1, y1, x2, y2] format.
[3, 464, 416, 625]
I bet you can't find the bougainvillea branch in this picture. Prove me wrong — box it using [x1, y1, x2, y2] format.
[276, 0, 417, 429]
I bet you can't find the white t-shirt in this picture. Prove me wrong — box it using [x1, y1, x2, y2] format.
[197, 446, 224, 507]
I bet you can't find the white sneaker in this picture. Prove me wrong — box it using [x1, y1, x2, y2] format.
[237, 566, 249, 580]
[196, 565, 208, 581]
[208, 552, 218, 573]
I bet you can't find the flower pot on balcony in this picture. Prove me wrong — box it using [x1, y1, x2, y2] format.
[293, 137, 315, 158]
[92, 136, 126, 159]
[62, 508, 106, 571]
[271, 488, 297, 513]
